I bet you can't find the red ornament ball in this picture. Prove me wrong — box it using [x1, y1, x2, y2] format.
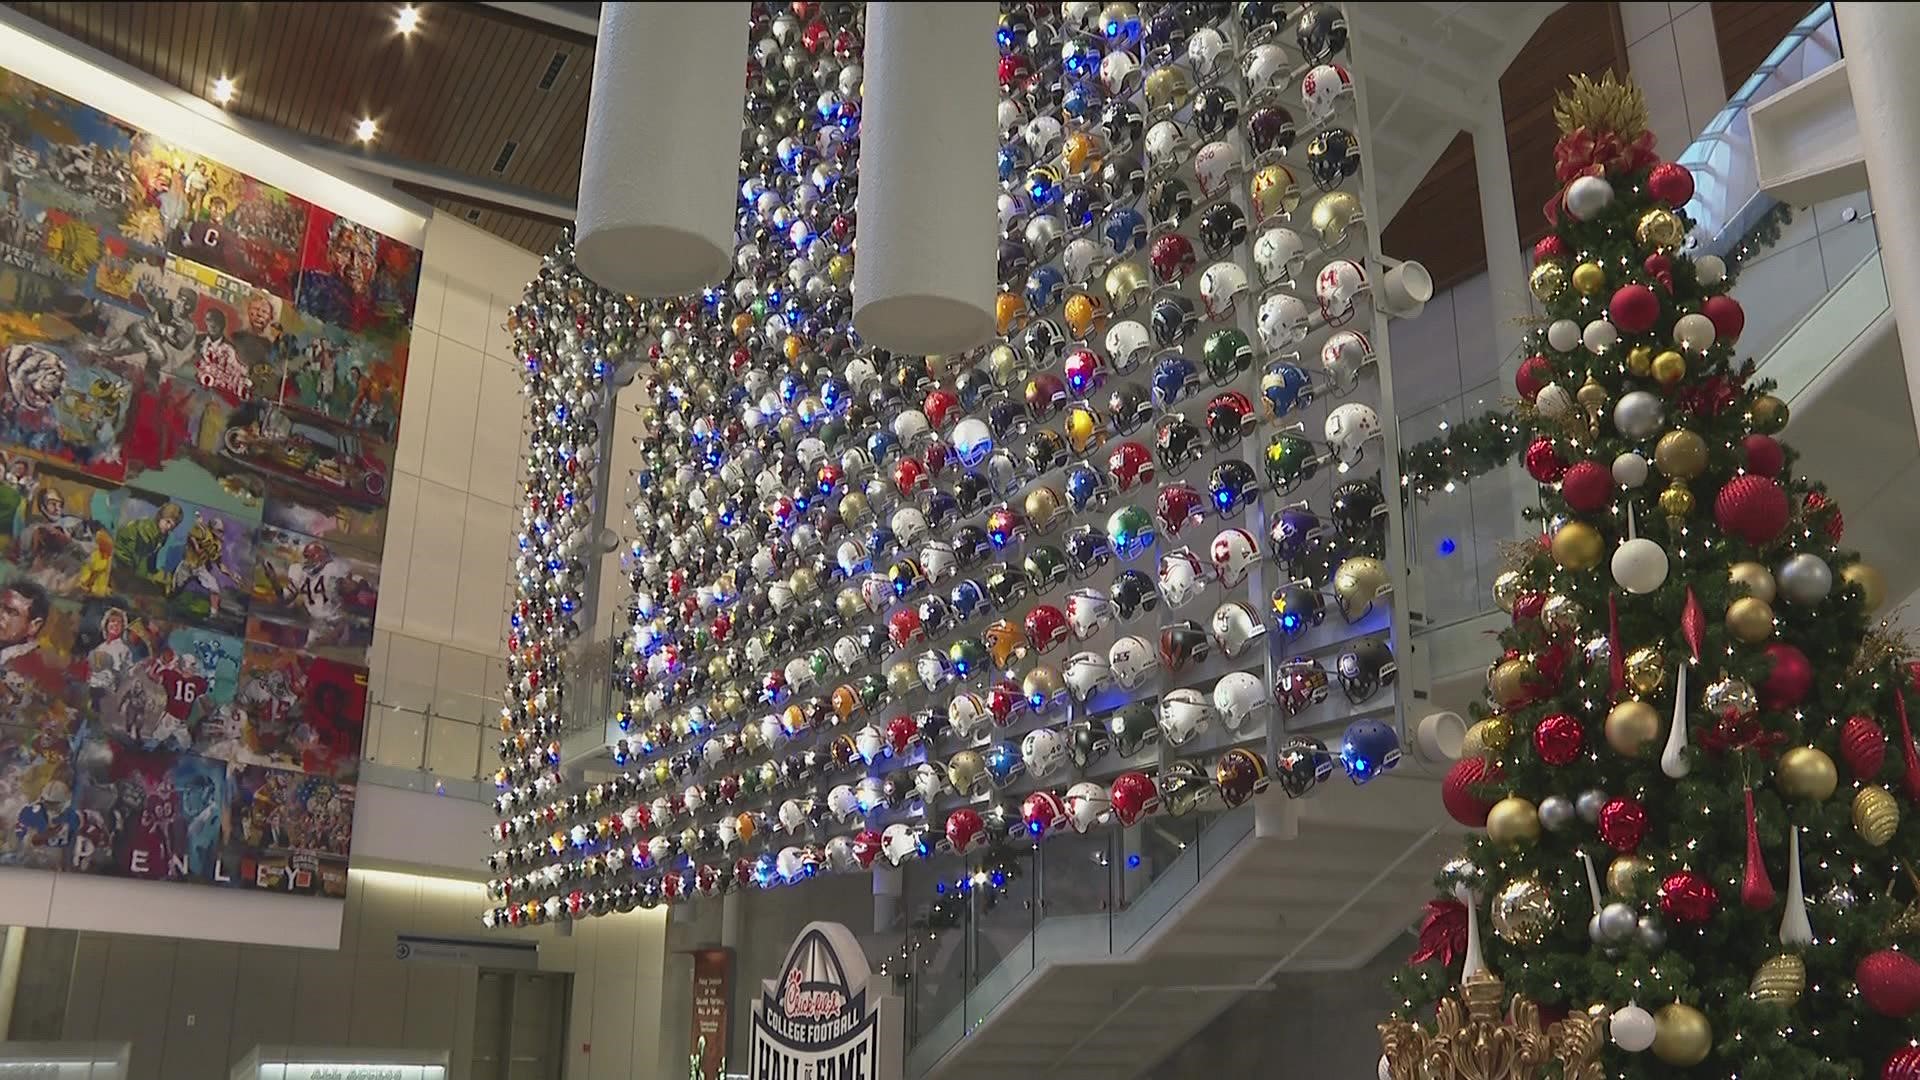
[1842, 714, 1888, 779]
[1648, 161, 1696, 206]
[1512, 591, 1547, 623]
[1534, 234, 1569, 264]
[1598, 796, 1648, 852]
[1759, 642, 1814, 711]
[1742, 434, 1784, 477]
[1516, 355, 1553, 402]
[1884, 1046, 1920, 1080]
[1715, 474, 1790, 545]
[1703, 294, 1746, 343]
[1609, 283, 1661, 334]
[1560, 461, 1612, 513]
[1532, 712, 1585, 765]
[1805, 491, 1845, 541]
[1860, 950, 1920, 1018]
[1659, 869, 1720, 924]
[1442, 757, 1502, 827]
[1524, 437, 1566, 482]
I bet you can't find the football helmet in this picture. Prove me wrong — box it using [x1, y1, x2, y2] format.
[1107, 702, 1159, 756]
[1144, 65, 1194, 114]
[1274, 657, 1331, 718]
[1066, 588, 1117, 640]
[1301, 62, 1354, 122]
[1064, 292, 1105, 342]
[1104, 259, 1150, 312]
[1199, 261, 1250, 322]
[1025, 604, 1070, 655]
[1021, 726, 1069, 779]
[1063, 346, 1105, 397]
[1260, 360, 1314, 420]
[1106, 504, 1155, 560]
[1149, 177, 1194, 229]
[1340, 719, 1402, 784]
[1215, 747, 1270, 807]
[1145, 119, 1193, 174]
[1105, 320, 1152, 373]
[1333, 555, 1391, 622]
[1315, 258, 1368, 327]
[1064, 526, 1114, 578]
[1158, 619, 1212, 673]
[1108, 635, 1158, 689]
[1263, 432, 1321, 494]
[1155, 483, 1209, 538]
[1320, 330, 1374, 394]
[1205, 389, 1256, 447]
[1310, 190, 1365, 249]
[1158, 547, 1209, 607]
[1256, 292, 1311, 354]
[1253, 229, 1308, 292]
[1245, 104, 1297, 159]
[949, 578, 990, 622]
[1109, 383, 1154, 434]
[1065, 462, 1113, 513]
[1024, 544, 1068, 592]
[1212, 671, 1267, 732]
[1271, 582, 1327, 637]
[921, 539, 959, 583]
[1159, 759, 1220, 817]
[949, 692, 990, 739]
[1108, 567, 1158, 619]
[986, 505, 1025, 549]
[1268, 505, 1327, 565]
[1062, 236, 1106, 286]
[1193, 140, 1243, 201]
[1324, 402, 1380, 467]
[983, 617, 1029, 667]
[1209, 527, 1260, 586]
[916, 650, 951, 692]
[1154, 414, 1205, 474]
[1065, 781, 1112, 833]
[1021, 789, 1071, 838]
[1064, 650, 1113, 701]
[1108, 440, 1156, 492]
[1149, 232, 1197, 286]
[951, 417, 994, 468]
[1152, 354, 1201, 410]
[945, 808, 987, 854]
[1337, 637, 1396, 704]
[1158, 688, 1212, 746]
[1296, 2, 1350, 63]
[1209, 601, 1268, 660]
[1025, 484, 1068, 533]
[986, 563, 1032, 609]
[1104, 206, 1149, 257]
[1250, 163, 1299, 223]
[947, 637, 987, 679]
[947, 749, 989, 794]
[1331, 479, 1386, 539]
[1151, 294, 1198, 348]
[1242, 42, 1289, 98]
[1193, 85, 1241, 138]
[1307, 126, 1362, 190]
[1109, 770, 1161, 825]
[1208, 459, 1260, 518]
[880, 823, 922, 866]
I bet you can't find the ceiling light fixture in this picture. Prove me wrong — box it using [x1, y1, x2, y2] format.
[211, 75, 235, 106]
[395, 4, 421, 34]
[355, 118, 379, 142]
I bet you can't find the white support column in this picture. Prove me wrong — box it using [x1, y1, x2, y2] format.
[1836, 3, 1920, 445]
[1474, 95, 1530, 351]
[0, 925, 24, 1040]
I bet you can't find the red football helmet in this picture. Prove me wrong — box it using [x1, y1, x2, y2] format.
[945, 808, 987, 853]
[1021, 790, 1070, 837]
[886, 713, 920, 754]
[1063, 348, 1105, 397]
[1109, 770, 1161, 825]
[924, 388, 960, 430]
[888, 606, 925, 648]
[986, 679, 1028, 726]
[1107, 440, 1157, 492]
[1149, 233, 1197, 285]
[894, 455, 929, 496]
[1024, 603, 1070, 654]
[851, 827, 884, 868]
[1154, 483, 1208, 536]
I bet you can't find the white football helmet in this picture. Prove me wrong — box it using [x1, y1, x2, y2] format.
[917, 651, 950, 692]
[1324, 402, 1382, 467]
[1145, 119, 1191, 172]
[950, 691, 991, 739]
[777, 798, 808, 833]
[784, 656, 815, 694]
[1022, 727, 1070, 779]
[1157, 547, 1210, 608]
[913, 762, 947, 804]
[1065, 781, 1112, 833]
[1062, 237, 1105, 285]
[827, 784, 861, 822]
[1212, 670, 1267, 731]
[1187, 26, 1233, 80]
[1314, 259, 1368, 327]
[1209, 527, 1260, 586]
[1066, 588, 1117, 640]
[1105, 320, 1153, 373]
[1109, 634, 1159, 688]
[1320, 330, 1374, 394]
[825, 834, 861, 873]
[1158, 688, 1212, 746]
[1199, 261, 1250, 321]
[921, 540, 959, 582]
[999, 190, 1026, 234]
[1301, 63, 1354, 122]
[757, 714, 787, 751]
[893, 408, 932, 449]
[1023, 115, 1065, 159]
[1025, 213, 1064, 256]
[952, 417, 994, 468]
[881, 823, 921, 866]
[1100, 49, 1140, 95]
[891, 506, 929, 548]
[1257, 292, 1311, 354]
[1242, 43, 1289, 98]
[1194, 140, 1242, 200]
[855, 724, 887, 764]
[831, 634, 865, 673]
[1209, 600, 1268, 659]
[1065, 650, 1113, 701]
[856, 776, 888, 813]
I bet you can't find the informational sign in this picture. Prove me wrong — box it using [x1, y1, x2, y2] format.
[748, 922, 901, 1080]
[689, 948, 732, 1080]
[392, 933, 538, 970]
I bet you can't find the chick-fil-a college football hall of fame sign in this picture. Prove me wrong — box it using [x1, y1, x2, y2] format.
[749, 922, 902, 1080]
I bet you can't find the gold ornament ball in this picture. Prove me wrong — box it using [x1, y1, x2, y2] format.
[1492, 569, 1525, 613]
[1489, 659, 1538, 708]
[1463, 714, 1514, 759]
[1542, 593, 1586, 633]
[1530, 260, 1567, 303]
[1626, 344, 1654, 376]
[1492, 875, 1557, 946]
[1776, 746, 1839, 802]
[1577, 376, 1611, 414]
[1659, 480, 1695, 518]
[1626, 645, 1666, 696]
[1750, 954, 1806, 1007]
[1571, 261, 1607, 296]
[1748, 393, 1789, 433]
[1606, 700, 1662, 757]
[1636, 208, 1687, 251]
[1854, 784, 1900, 846]
[1654, 429, 1709, 479]
[1652, 1003, 1712, 1066]
[1725, 596, 1775, 643]
[1842, 562, 1887, 612]
[1607, 854, 1656, 897]
[1651, 349, 1688, 386]
[1551, 521, 1605, 571]
[1730, 561, 1777, 603]
[1486, 796, 1542, 849]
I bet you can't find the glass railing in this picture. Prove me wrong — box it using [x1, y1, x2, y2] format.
[1399, 3, 1870, 632]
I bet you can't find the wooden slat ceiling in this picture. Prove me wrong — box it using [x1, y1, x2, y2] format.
[8, 0, 593, 253]
[1712, 0, 1818, 97]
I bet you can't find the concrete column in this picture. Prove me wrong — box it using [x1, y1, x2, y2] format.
[1836, 3, 1920, 444]
[1473, 95, 1530, 356]
[0, 925, 26, 1040]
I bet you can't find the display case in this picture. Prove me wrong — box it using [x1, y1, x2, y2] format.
[0, 1042, 131, 1080]
[228, 1046, 448, 1080]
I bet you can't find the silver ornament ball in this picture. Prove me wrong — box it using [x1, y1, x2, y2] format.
[1595, 901, 1638, 943]
[1576, 789, 1609, 824]
[1538, 795, 1577, 831]
[1612, 390, 1665, 440]
[1776, 553, 1834, 605]
[1635, 914, 1667, 951]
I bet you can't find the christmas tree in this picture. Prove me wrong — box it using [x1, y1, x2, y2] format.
[1381, 73, 1918, 1078]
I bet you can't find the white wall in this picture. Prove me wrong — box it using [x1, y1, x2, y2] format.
[1620, 2, 1731, 156]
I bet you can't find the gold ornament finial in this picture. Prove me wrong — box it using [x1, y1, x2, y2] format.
[1553, 71, 1649, 142]
[1379, 970, 1605, 1080]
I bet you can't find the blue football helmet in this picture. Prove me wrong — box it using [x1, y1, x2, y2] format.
[1026, 265, 1066, 312]
[1151, 354, 1201, 410]
[950, 578, 989, 622]
[1104, 207, 1149, 256]
[1261, 362, 1315, 419]
[1064, 461, 1113, 512]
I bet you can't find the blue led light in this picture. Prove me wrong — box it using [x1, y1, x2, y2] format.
[1437, 537, 1458, 557]
[1127, 853, 1141, 869]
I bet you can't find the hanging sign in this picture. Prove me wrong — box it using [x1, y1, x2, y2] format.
[748, 922, 902, 1080]
[689, 948, 732, 1080]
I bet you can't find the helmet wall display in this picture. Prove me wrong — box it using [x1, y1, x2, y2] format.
[489, 1, 1404, 925]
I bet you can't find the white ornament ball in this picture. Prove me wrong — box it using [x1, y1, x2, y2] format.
[1673, 312, 1717, 351]
[1536, 382, 1576, 421]
[1695, 254, 1727, 287]
[1613, 537, 1670, 594]
[1565, 175, 1615, 221]
[1776, 553, 1834, 605]
[1610, 1003, 1657, 1051]
[1547, 319, 1582, 352]
[1612, 452, 1650, 488]
[1613, 390, 1665, 439]
[1583, 319, 1619, 354]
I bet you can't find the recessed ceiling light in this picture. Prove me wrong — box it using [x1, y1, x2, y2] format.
[355, 118, 379, 142]
[396, 4, 421, 34]
[211, 75, 235, 105]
